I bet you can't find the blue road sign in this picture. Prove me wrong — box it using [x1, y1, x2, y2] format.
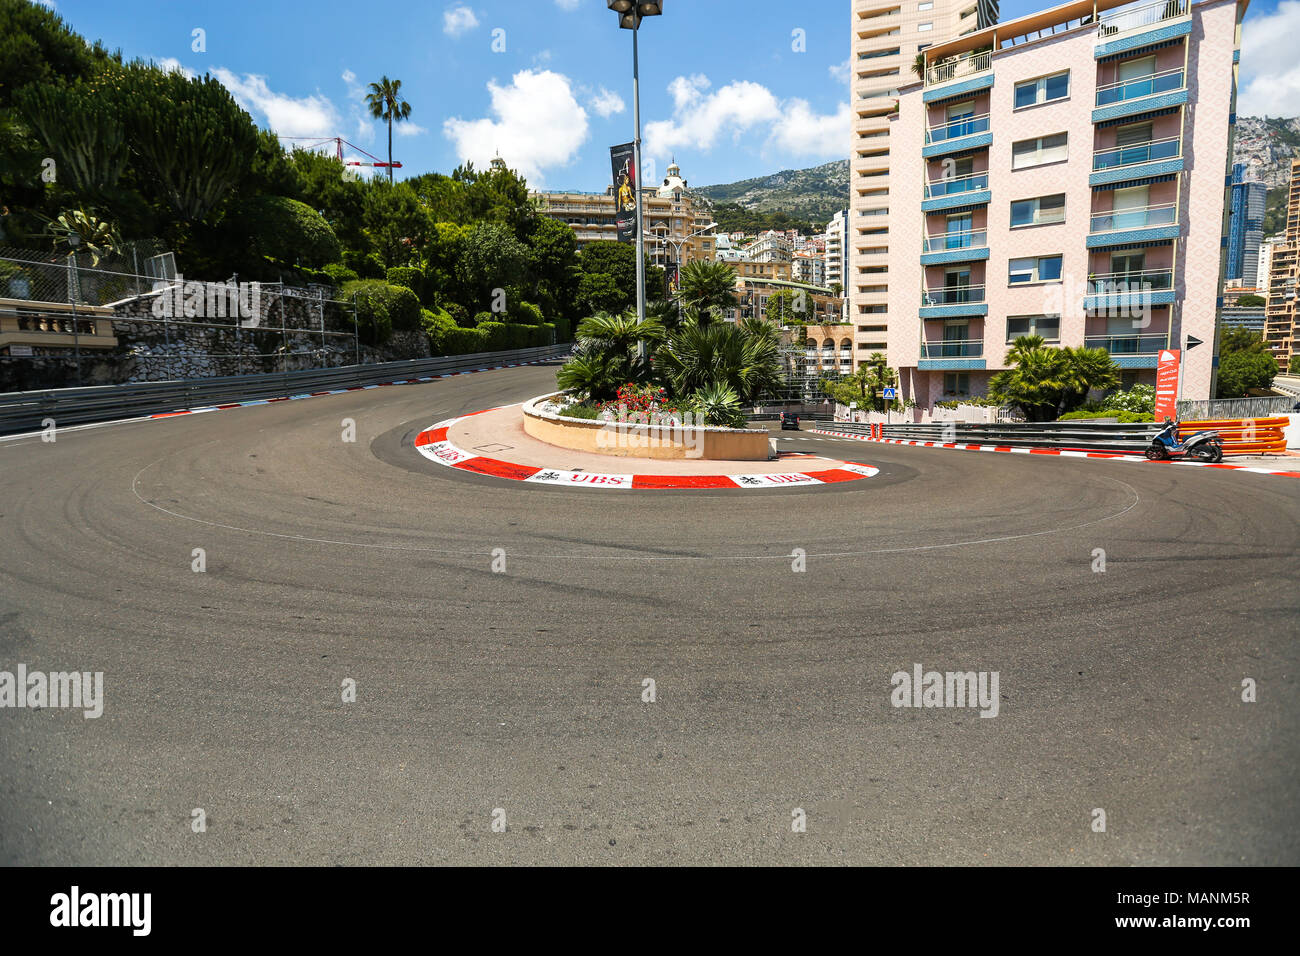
[882, 387, 897, 400]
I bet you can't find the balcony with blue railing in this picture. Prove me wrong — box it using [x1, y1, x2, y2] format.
[1086, 202, 1179, 247]
[1084, 332, 1171, 367]
[921, 229, 989, 266]
[923, 50, 993, 102]
[922, 171, 991, 213]
[1089, 135, 1183, 185]
[1095, 0, 1192, 59]
[920, 338, 985, 370]
[920, 285, 987, 318]
[1084, 269, 1176, 309]
[923, 113, 992, 159]
[1092, 66, 1187, 123]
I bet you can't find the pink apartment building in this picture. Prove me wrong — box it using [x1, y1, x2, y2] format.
[887, 0, 1245, 409]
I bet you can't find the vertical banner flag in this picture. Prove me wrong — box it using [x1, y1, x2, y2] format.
[1154, 349, 1181, 422]
[610, 143, 637, 243]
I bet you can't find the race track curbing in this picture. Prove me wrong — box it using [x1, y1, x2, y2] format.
[415, 414, 881, 490]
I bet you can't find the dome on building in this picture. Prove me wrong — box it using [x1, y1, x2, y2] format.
[658, 158, 688, 198]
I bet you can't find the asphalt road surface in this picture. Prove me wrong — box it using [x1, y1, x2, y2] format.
[1, 362, 1297, 865]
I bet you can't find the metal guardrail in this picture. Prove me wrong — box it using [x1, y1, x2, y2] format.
[1178, 395, 1299, 418]
[814, 419, 1162, 452]
[0, 344, 572, 434]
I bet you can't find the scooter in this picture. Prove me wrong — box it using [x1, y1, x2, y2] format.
[1145, 418, 1223, 463]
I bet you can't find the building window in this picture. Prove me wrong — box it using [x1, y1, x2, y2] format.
[1014, 71, 1070, 109]
[1010, 194, 1066, 227]
[918, 22, 933, 32]
[1011, 132, 1068, 170]
[1006, 315, 1061, 342]
[1008, 255, 1063, 284]
[918, 1, 934, 8]
[943, 372, 970, 396]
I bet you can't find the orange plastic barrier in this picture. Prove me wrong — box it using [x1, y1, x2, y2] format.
[1179, 417, 1288, 455]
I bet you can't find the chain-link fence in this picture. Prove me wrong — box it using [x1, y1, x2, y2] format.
[1, 245, 362, 391]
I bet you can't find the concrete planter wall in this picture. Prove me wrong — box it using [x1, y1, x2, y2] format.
[523, 392, 772, 461]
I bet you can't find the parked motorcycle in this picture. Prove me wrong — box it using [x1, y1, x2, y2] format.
[1145, 418, 1223, 463]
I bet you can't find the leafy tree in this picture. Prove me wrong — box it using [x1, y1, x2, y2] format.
[675, 259, 739, 318]
[576, 272, 625, 316]
[456, 221, 528, 310]
[291, 148, 367, 251]
[1290, 355, 1300, 374]
[0, 0, 112, 110]
[764, 288, 813, 325]
[342, 279, 421, 344]
[1235, 294, 1266, 307]
[119, 65, 259, 224]
[362, 181, 432, 268]
[525, 216, 579, 321]
[365, 75, 411, 184]
[1216, 327, 1278, 397]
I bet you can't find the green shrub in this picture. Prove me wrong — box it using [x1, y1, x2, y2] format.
[443, 326, 489, 354]
[510, 300, 544, 325]
[322, 263, 359, 286]
[343, 250, 386, 279]
[539, 323, 556, 346]
[443, 303, 472, 328]
[472, 311, 495, 327]
[234, 195, 341, 267]
[551, 316, 571, 343]
[1059, 409, 1154, 423]
[340, 280, 422, 343]
[386, 266, 424, 302]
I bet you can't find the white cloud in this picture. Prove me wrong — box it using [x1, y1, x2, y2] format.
[1238, 1, 1300, 116]
[153, 57, 196, 79]
[443, 5, 480, 37]
[829, 58, 851, 86]
[645, 74, 849, 165]
[211, 68, 341, 137]
[590, 86, 626, 118]
[555, 0, 581, 9]
[443, 69, 589, 184]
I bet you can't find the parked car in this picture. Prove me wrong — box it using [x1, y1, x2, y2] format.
[780, 412, 800, 431]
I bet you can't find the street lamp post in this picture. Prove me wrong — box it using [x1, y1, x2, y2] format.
[608, 1, 663, 359]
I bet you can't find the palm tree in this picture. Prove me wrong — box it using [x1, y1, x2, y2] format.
[1059, 346, 1121, 413]
[365, 76, 412, 183]
[987, 335, 1119, 422]
[912, 53, 927, 80]
[675, 259, 739, 319]
[656, 320, 782, 405]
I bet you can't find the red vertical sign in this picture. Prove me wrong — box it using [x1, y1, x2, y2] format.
[1154, 349, 1181, 422]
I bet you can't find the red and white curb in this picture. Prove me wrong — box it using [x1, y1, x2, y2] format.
[146, 359, 554, 421]
[416, 415, 880, 490]
[812, 429, 1300, 480]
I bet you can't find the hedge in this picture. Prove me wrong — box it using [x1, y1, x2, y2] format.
[341, 280, 422, 343]
[385, 267, 424, 302]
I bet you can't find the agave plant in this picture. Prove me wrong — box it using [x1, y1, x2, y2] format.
[688, 380, 746, 428]
[37, 208, 121, 266]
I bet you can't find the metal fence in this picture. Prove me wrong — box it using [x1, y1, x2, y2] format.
[0, 344, 572, 434]
[2, 246, 364, 391]
[1177, 395, 1299, 419]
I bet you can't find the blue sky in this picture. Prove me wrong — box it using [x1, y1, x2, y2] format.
[36, 0, 1295, 191]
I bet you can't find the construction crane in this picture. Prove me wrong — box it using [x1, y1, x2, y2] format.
[276, 136, 402, 172]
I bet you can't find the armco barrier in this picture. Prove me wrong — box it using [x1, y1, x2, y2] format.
[818, 417, 1288, 456]
[822, 419, 1161, 452]
[0, 344, 572, 434]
